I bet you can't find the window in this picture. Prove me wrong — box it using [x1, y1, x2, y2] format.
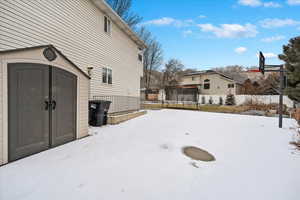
[104, 16, 111, 34]
[102, 68, 107, 83]
[107, 68, 112, 84]
[204, 79, 210, 90]
[138, 54, 143, 62]
[228, 84, 235, 88]
[102, 67, 112, 84]
[192, 77, 195, 81]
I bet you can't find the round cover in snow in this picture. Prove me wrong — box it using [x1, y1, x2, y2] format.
[182, 146, 215, 162]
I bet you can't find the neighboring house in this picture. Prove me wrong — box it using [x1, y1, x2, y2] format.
[0, 0, 146, 113]
[163, 70, 282, 102]
[0, 0, 145, 165]
[179, 70, 243, 95]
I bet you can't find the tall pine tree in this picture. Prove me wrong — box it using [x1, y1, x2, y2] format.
[279, 36, 300, 102]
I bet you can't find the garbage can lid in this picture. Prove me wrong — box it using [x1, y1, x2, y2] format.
[89, 100, 111, 104]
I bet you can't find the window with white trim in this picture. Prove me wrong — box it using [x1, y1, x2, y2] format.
[104, 16, 111, 34]
[138, 53, 143, 62]
[228, 84, 235, 88]
[204, 79, 210, 89]
[102, 67, 112, 84]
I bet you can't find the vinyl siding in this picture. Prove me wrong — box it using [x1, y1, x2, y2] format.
[0, 58, 3, 165]
[199, 74, 236, 95]
[0, 0, 143, 99]
[180, 76, 201, 85]
[181, 74, 236, 95]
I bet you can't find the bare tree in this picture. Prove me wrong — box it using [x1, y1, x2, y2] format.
[213, 65, 245, 73]
[240, 73, 280, 95]
[137, 27, 164, 94]
[106, 0, 142, 28]
[241, 79, 260, 95]
[106, 0, 164, 97]
[162, 59, 184, 87]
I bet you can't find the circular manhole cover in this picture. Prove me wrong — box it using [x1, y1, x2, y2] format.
[182, 146, 215, 162]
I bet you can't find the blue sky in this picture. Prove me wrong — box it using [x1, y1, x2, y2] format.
[132, 0, 300, 70]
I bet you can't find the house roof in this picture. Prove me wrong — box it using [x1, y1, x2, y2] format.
[184, 70, 247, 85]
[0, 45, 91, 79]
[91, 0, 147, 49]
[184, 70, 234, 80]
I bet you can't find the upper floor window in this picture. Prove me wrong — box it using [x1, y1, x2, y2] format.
[102, 67, 112, 84]
[104, 16, 111, 34]
[204, 79, 210, 90]
[192, 77, 195, 81]
[228, 84, 235, 88]
[138, 53, 143, 62]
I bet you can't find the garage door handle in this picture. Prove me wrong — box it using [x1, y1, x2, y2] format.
[52, 100, 57, 110]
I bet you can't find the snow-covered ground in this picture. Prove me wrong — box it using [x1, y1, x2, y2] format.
[1, 110, 299, 200]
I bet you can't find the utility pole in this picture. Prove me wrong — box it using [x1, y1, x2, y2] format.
[278, 64, 284, 128]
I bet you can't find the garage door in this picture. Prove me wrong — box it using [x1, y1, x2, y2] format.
[8, 63, 77, 162]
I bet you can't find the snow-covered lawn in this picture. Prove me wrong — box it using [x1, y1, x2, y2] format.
[1, 110, 299, 200]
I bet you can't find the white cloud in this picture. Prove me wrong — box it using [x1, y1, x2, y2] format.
[198, 23, 258, 38]
[287, 0, 300, 5]
[183, 30, 193, 37]
[198, 15, 207, 19]
[264, 53, 278, 58]
[256, 52, 278, 58]
[263, 2, 281, 7]
[141, 17, 175, 26]
[238, 0, 281, 7]
[239, 0, 262, 6]
[261, 35, 286, 42]
[235, 47, 248, 54]
[141, 17, 194, 27]
[263, 53, 278, 58]
[260, 18, 300, 28]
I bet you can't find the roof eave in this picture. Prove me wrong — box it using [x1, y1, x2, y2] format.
[91, 0, 147, 49]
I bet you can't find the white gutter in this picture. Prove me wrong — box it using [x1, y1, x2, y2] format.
[91, 0, 147, 49]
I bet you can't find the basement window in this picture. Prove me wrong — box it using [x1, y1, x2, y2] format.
[102, 67, 112, 84]
[104, 16, 111, 34]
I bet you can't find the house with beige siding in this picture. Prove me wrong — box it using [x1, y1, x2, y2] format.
[0, 0, 145, 165]
[164, 70, 243, 102]
[180, 70, 243, 95]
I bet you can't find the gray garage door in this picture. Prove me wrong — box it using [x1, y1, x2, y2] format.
[8, 63, 77, 162]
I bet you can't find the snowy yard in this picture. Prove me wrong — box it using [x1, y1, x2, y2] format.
[0, 110, 299, 200]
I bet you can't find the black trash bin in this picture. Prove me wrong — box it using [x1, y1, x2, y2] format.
[89, 100, 111, 126]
